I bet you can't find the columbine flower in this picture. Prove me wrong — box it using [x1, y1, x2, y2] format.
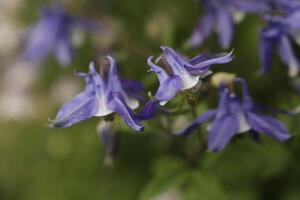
[49, 55, 144, 131]
[176, 75, 292, 152]
[187, 0, 271, 48]
[97, 121, 118, 166]
[23, 5, 96, 66]
[138, 46, 233, 119]
[259, 6, 300, 77]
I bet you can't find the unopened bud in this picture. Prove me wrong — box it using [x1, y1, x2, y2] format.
[211, 72, 236, 88]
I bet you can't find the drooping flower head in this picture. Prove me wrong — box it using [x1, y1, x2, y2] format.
[187, 0, 271, 48]
[50, 55, 144, 131]
[138, 46, 233, 119]
[23, 5, 97, 66]
[259, 4, 300, 77]
[176, 73, 292, 152]
[97, 120, 118, 166]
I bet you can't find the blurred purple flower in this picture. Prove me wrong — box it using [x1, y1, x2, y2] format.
[188, 0, 271, 48]
[138, 46, 233, 120]
[23, 5, 97, 66]
[176, 78, 292, 152]
[97, 121, 118, 166]
[50, 55, 144, 131]
[274, 0, 300, 12]
[259, 7, 300, 77]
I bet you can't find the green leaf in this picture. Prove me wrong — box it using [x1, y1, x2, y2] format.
[139, 156, 189, 200]
[184, 171, 227, 200]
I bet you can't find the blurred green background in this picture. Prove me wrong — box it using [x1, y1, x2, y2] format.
[1, 0, 300, 199]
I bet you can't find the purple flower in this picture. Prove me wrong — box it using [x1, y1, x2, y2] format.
[97, 121, 118, 165]
[274, 0, 300, 12]
[23, 5, 96, 66]
[259, 7, 300, 77]
[138, 46, 233, 119]
[188, 0, 271, 48]
[176, 78, 292, 152]
[49, 55, 144, 131]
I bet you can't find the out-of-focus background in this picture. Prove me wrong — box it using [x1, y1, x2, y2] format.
[1, 0, 300, 199]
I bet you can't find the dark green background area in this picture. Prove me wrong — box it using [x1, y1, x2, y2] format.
[1, 0, 300, 199]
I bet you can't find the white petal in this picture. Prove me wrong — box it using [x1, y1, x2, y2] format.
[179, 73, 200, 91]
[94, 94, 113, 117]
[237, 111, 250, 133]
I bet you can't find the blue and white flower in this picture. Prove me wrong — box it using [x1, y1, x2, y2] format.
[259, 4, 300, 77]
[138, 46, 233, 119]
[176, 76, 292, 152]
[50, 55, 144, 131]
[23, 5, 97, 66]
[188, 0, 271, 48]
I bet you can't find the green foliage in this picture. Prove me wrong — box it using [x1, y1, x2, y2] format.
[139, 156, 189, 200]
[2, 0, 300, 199]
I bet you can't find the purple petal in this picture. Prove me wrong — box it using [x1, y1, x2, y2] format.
[187, 50, 234, 71]
[216, 8, 234, 49]
[207, 86, 239, 152]
[147, 56, 170, 84]
[175, 110, 216, 136]
[147, 56, 182, 102]
[97, 121, 118, 164]
[278, 35, 300, 77]
[107, 92, 144, 131]
[231, 0, 271, 13]
[120, 78, 145, 102]
[23, 6, 73, 65]
[120, 79, 144, 94]
[107, 55, 124, 93]
[106, 55, 139, 109]
[208, 110, 239, 152]
[215, 84, 231, 118]
[187, 13, 214, 47]
[259, 29, 276, 74]
[160, 46, 200, 90]
[50, 77, 98, 128]
[286, 10, 300, 29]
[54, 35, 73, 66]
[154, 76, 182, 102]
[246, 111, 292, 142]
[137, 100, 160, 120]
[235, 78, 253, 109]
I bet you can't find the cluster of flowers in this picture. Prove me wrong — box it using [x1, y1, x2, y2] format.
[22, 2, 297, 161]
[188, 0, 300, 77]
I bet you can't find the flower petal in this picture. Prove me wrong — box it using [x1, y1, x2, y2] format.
[107, 92, 144, 131]
[187, 13, 214, 48]
[259, 29, 276, 74]
[50, 72, 98, 127]
[232, 0, 271, 13]
[161, 47, 200, 90]
[87, 62, 112, 117]
[235, 78, 253, 109]
[246, 112, 292, 142]
[187, 50, 234, 70]
[107, 55, 139, 109]
[278, 35, 300, 77]
[97, 120, 117, 165]
[154, 76, 182, 103]
[148, 56, 182, 102]
[208, 111, 239, 152]
[120, 78, 145, 102]
[54, 35, 73, 66]
[216, 8, 234, 49]
[138, 100, 160, 120]
[147, 56, 170, 83]
[175, 110, 216, 136]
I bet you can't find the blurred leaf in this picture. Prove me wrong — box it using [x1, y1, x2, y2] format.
[139, 156, 189, 200]
[183, 171, 227, 200]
